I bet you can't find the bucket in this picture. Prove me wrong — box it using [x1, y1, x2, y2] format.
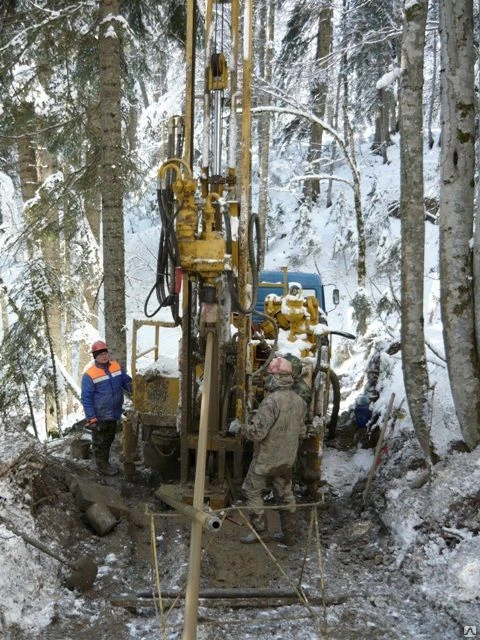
[143, 426, 180, 481]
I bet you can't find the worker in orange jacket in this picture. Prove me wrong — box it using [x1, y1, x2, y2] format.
[81, 340, 132, 476]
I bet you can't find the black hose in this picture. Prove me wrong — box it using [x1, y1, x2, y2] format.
[144, 188, 181, 324]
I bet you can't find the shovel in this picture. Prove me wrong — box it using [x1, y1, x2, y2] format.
[0, 517, 98, 592]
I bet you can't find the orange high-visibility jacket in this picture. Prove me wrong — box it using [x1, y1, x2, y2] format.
[81, 361, 132, 421]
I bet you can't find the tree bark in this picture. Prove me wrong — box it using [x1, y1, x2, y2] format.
[0, 280, 9, 335]
[439, 0, 480, 449]
[38, 148, 64, 430]
[99, 0, 127, 366]
[343, 107, 366, 288]
[17, 105, 38, 261]
[81, 104, 102, 373]
[372, 88, 388, 163]
[256, 0, 275, 269]
[303, 6, 333, 203]
[400, 0, 434, 461]
[427, 29, 438, 149]
[326, 70, 341, 208]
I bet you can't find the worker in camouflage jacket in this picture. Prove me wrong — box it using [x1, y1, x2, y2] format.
[81, 340, 132, 476]
[240, 356, 306, 545]
[284, 352, 320, 496]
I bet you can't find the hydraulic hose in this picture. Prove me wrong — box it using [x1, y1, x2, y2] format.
[224, 211, 261, 316]
[144, 188, 181, 324]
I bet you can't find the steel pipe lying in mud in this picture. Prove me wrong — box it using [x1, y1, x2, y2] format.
[111, 589, 352, 610]
[136, 588, 310, 599]
[155, 486, 222, 532]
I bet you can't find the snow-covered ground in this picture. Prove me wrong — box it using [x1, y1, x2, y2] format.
[1, 121, 479, 639]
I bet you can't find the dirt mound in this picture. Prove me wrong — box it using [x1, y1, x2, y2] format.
[0, 427, 476, 639]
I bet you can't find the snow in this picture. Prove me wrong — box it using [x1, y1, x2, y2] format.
[376, 68, 402, 90]
[0, 523, 62, 634]
[0, 130, 480, 640]
[0, 435, 79, 635]
[322, 447, 374, 490]
[0, 21, 478, 640]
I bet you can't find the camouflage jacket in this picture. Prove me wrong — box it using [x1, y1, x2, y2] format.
[284, 354, 312, 408]
[294, 378, 312, 408]
[243, 377, 306, 475]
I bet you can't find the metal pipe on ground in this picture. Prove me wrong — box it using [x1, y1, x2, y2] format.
[137, 587, 309, 599]
[111, 589, 351, 610]
[155, 487, 222, 531]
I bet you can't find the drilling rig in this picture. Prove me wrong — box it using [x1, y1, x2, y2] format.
[127, 0, 260, 505]
[121, 2, 354, 637]
[124, 0, 350, 503]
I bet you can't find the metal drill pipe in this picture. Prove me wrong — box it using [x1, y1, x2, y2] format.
[236, 0, 254, 424]
[183, 329, 214, 640]
[155, 487, 222, 532]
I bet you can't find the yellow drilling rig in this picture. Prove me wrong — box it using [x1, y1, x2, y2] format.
[120, 1, 354, 636]
[123, 0, 349, 503]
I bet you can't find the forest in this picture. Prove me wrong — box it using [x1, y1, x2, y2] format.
[1, 0, 479, 455]
[1, 1, 480, 639]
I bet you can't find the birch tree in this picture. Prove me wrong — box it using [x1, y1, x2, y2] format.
[439, 0, 480, 449]
[399, 0, 434, 461]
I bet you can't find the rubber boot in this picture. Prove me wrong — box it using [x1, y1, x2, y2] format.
[278, 511, 297, 546]
[240, 528, 271, 544]
[95, 459, 119, 476]
[240, 513, 270, 543]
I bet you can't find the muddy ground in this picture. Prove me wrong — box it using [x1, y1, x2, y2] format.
[0, 422, 475, 640]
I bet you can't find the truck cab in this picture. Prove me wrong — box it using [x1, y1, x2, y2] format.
[256, 270, 327, 319]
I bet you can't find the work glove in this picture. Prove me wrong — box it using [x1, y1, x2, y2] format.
[227, 419, 243, 435]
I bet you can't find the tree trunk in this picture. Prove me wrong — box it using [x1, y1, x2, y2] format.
[439, 0, 480, 450]
[303, 7, 333, 203]
[38, 148, 64, 431]
[99, 0, 127, 366]
[43, 299, 62, 436]
[17, 113, 38, 240]
[427, 29, 438, 149]
[341, 0, 350, 146]
[400, 0, 434, 461]
[0, 281, 9, 335]
[343, 107, 366, 288]
[339, 0, 366, 288]
[372, 88, 391, 164]
[326, 70, 341, 208]
[81, 104, 102, 374]
[256, 0, 275, 269]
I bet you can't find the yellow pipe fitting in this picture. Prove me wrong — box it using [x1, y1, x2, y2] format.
[174, 178, 198, 246]
[204, 193, 221, 236]
[174, 177, 197, 198]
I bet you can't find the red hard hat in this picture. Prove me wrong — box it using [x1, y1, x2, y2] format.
[267, 357, 292, 375]
[91, 340, 108, 353]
